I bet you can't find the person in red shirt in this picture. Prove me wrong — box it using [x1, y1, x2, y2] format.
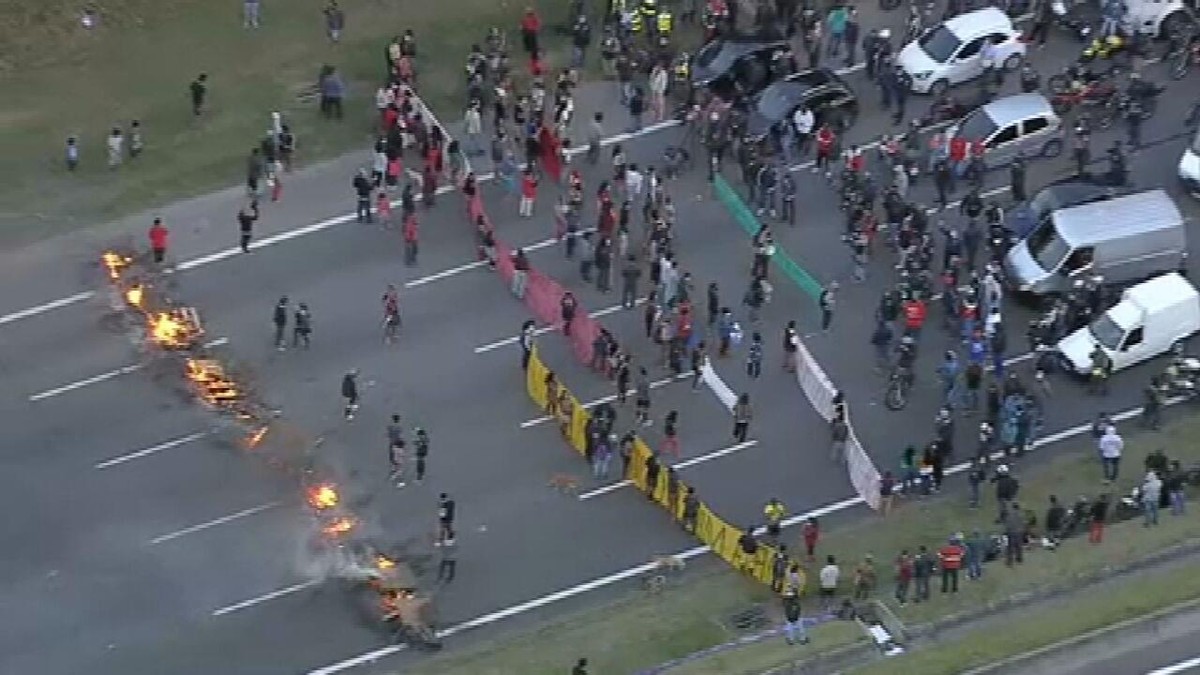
[519, 167, 538, 217]
[148, 217, 168, 264]
[937, 537, 965, 593]
[948, 136, 969, 176]
[845, 145, 865, 173]
[802, 517, 820, 561]
[902, 296, 927, 336]
[894, 550, 914, 605]
[403, 213, 419, 266]
[520, 8, 541, 56]
[814, 125, 836, 176]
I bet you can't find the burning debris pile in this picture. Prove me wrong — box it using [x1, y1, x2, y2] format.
[100, 247, 422, 623]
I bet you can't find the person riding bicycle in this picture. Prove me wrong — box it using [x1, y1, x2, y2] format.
[895, 334, 918, 371]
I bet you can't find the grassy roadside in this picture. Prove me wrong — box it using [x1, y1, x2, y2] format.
[398, 413, 1200, 674]
[0, 0, 577, 244]
[850, 559, 1200, 675]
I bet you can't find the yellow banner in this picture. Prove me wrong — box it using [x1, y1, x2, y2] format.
[524, 347, 804, 593]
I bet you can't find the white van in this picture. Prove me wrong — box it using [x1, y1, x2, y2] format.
[1057, 273, 1200, 376]
[1180, 126, 1200, 199]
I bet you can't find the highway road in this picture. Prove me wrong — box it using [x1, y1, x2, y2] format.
[1, 3, 1199, 675]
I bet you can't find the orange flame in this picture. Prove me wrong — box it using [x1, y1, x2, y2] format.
[102, 252, 132, 280]
[245, 425, 269, 449]
[150, 312, 191, 348]
[376, 555, 396, 570]
[307, 484, 339, 510]
[322, 517, 356, 536]
[125, 284, 145, 308]
[186, 359, 243, 406]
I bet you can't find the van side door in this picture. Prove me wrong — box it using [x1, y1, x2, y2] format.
[1115, 325, 1145, 370]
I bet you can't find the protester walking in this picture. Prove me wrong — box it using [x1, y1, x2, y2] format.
[293, 303, 312, 348]
[781, 589, 810, 645]
[1142, 471, 1162, 526]
[733, 394, 752, 442]
[912, 546, 933, 602]
[818, 556, 840, 609]
[387, 415, 406, 487]
[1099, 425, 1124, 483]
[437, 531, 458, 582]
[819, 283, 837, 332]
[662, 410, 680, 458]
[938, 537, 964, 593]
[341, 369, 360, 420]
[436, 493, 456, 543]
[237, 201, 259, 253]
[894, 550, 914, 606]
[148, 217, 168, 264]
[747, 332, 763, 379]
[272, 296, 289, 350]
[414, 428, 430, 482]
[802, 517, 820, 561]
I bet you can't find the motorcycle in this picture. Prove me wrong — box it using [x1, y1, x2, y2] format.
[1169, 34, 1200, 80]
[1049, 79, 1117, 116]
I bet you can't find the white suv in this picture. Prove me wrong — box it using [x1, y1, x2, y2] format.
[898, 7, 1028, 96]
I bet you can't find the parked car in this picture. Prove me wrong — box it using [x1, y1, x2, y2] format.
[898, 7, 1027, 96]
[944, 93, 1063, 168]
[1117, 0, 1198, 38]
[1006, 189, 1187, 296]
[1005, 177, 1126, 240]
[741, 69, 859, 144]
[691, 36, 792, 100]
[1057, 273, 1200, 376]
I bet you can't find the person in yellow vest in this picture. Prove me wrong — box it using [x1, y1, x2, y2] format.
[764, 497, 786, 538]
[629, 8, 644, 34]
[657, 8, 673, 39]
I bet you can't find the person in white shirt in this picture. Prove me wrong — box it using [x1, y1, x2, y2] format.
[792, 106, 815, 155]
[1142, 471, 1162, 526]
[649, 64, 669, 121]
[625, 163, 644, 200]
[1098, 426, 1123, 483]
[463, 103, 483, 156]
[106, 127, 124, 168]
[818, 555, 840, 609]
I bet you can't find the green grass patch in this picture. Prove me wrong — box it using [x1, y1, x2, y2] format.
[0, 0, 576, 243]
[850, 561, 1200, 675]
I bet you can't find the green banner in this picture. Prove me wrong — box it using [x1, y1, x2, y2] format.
[712, 175, 825, 304]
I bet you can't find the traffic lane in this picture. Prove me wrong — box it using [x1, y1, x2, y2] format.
[81, 475, 701, 675]
[1055, 631, 1200, 675]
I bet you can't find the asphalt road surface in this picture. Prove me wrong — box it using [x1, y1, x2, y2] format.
[2, 5, 1199, 675]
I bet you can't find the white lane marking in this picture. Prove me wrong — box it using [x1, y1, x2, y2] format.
[1149, 656, 1200, 675]
[520, 373, 691, 428]
[211, 580, 320, 617]
[404, 226, 603, 289]
[307, 393, 1161, 675]
[0, 291, 96, 326]
[577, 440, 759, 500]
[95, 431, 210, 469]
[28, 337, 229, 401]
[475, 299, 646, 353]
[149, 501, 281, 545]
[28, 364, 143, 401]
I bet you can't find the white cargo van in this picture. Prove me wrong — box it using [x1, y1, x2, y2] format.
[1057, 273, 1200, 376]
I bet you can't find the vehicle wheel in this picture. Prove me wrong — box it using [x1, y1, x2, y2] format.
[884, 383, 908, 411]
[1003, 53, 1022, 71]
[1041, 139, 1063, 158]
[1048, 74, 1071, 95]
[1161, 11, 1194, 41]
[929, 79, 949, 98]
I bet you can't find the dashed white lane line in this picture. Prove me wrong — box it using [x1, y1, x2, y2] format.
[577, 440, 759, 500]
[475, 298, 646, 353]
[27, 337, 229, 402]
[305, 393, 1159, 675]
[211, 580, 321, 617]
[0, 291, 96, 326]
[520, 372, 691, 428]
[95, 431, 210, 470]
[149, 501, 281, 545]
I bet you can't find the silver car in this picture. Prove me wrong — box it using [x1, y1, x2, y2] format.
[945, 93, 1064, 168]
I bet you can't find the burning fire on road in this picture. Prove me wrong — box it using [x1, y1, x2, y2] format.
[322, 517, 357, 537]
[308, 484, 340, 510]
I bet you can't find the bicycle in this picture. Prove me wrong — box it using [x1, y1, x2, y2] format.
[884, 363, 914, 411]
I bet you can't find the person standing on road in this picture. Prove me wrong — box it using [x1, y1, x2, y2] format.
[436, 493, 456, 543]
[830, 414, 849, 464]
[894, 549, 914, 606]
[843, 8, 860, 67]
[662, 410, 680, 458]
[246, 147, 264, 198]
[747, 332, 764, 379]
[690, 341, 707, 391]
[353, 169, 373, 222]
[620, 255, 641, 309]
[733, 393, 752, 442]
[190, 73, 208, 117]
[1099, 425, 1123, 483]
[519, 167, 538, 217]
[783, 321, 799, 372]
[237, 200, 259, 253]
[519, 319, 536, 370]
[342, 369, 360, 420]
[414, 427, 430, 482]
[388, 419, 406, 488]
[437, 531, 458, 582]
[272, 296, 289, 350]
[560, 291, 578, 337]
[635, 366, 652, 426]
[148, 217, 168, 264]
[1009, 156, 1027, 203]
[293, 302, 312, 348]
[403, 211, 419, 265]
[819, 283, 837, 332]
[912, 546, 933, 603]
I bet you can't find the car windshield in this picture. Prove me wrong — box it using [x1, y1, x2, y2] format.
[956, 109, 998, 143]
[1088, 314, 1124, 351]
[755, 85, 793, 120]
[918, 26, 962, 63]
[1027, 223, 1071, 271]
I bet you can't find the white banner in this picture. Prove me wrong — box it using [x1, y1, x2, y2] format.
[701, 361, 737, 414]
[795, 341, 882, 511]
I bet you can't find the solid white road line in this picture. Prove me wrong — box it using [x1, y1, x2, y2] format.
[95, 431, 210, 470]
[0, 291, 96, 326]
[475, 299, 646, 354]
[211, 580, 320, 617]
[27, 336, 229, 402]
[149, 501, 281, 545]
[307, 393, 1159, 675]
[520, 373, 690, 428]
[1149, 655, 1200, 675]
[577, 440, 759, 500]
[28, 364, 143, 401]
